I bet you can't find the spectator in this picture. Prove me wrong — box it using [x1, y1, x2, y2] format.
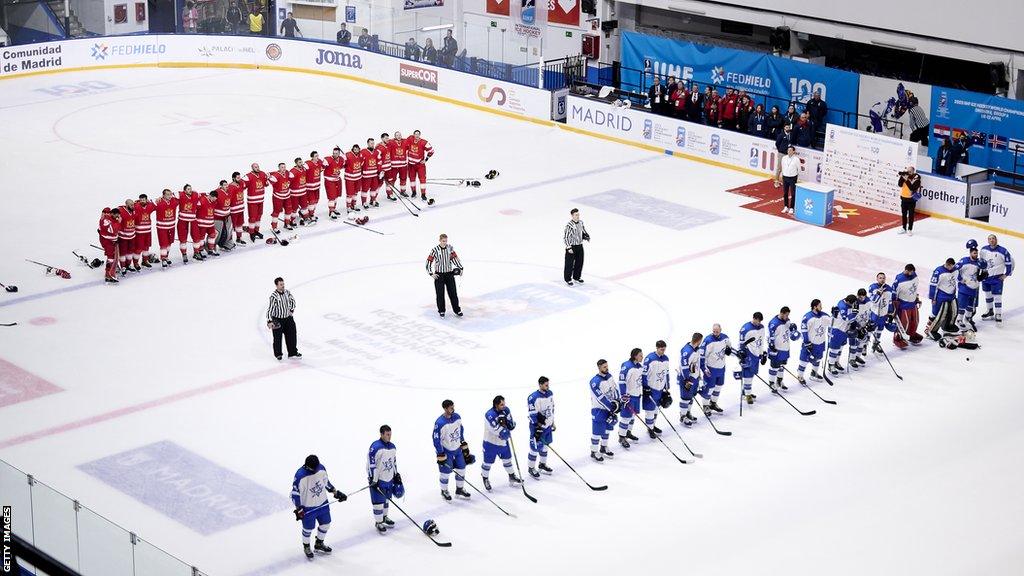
[182, 0, 198, 33]
[934, 137, 955, 176]
[226, 1, 242, 35]
[280, 11, 301, 38]
[670, 81, 688, 118]
[906, 92, 931, 148]
[336, 23, 351, 45]
[765, 105, 784, 140]
[647, 76, 668, 115]
[685, 82, 704, 123]
[774, 124, 794, 186]
[897, 166, 922, 236]
[706, 99, 720, 128]
[720, 88, 737, 131]
[666, 75, 679, 99]
[805, 90, 828, 131]
[748, 104, 767, 138]
[441, 29, 458, 67]
[422, 38, 437, 64]
[793, 112, 814, 148]
[404, 37, 421, 61]
[358, 28, 371, 49]
[780, 146, 800, 214]
[703, 86, 718, 123]
[950, 133, 971, 173]
[248, 7, 264, 35]
[784, 102, 799, 126]
[736, 92, 753, 133]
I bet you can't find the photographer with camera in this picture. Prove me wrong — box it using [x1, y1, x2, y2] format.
[897, 166, 922, 236]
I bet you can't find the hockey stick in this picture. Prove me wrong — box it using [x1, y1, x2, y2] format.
[447, 458, 517, 518]
[873, 337, 904, 381]
[1, 322, 17, 327]
[538, 440, 608, 491]
[376, 487, 452, 547]
[691, 395, 732, 436]
[25, 260, 71, 279]
[387, 182, 422, 211]
[73, 251, 102, 269]
[754, 374, 816, 416]
[392, 186, 419, 217]
[506, 435, 538, 503]
[625, 402, 691, 464]
[268, 227, 290, 246]
[343, 220, 390, 235]
[0, 282, 18, 293]
[655, 406, 703, 458]
[782, 366, 837, 405]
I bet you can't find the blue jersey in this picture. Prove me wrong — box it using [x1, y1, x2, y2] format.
[527, 389, 554, 430]
[980, 244, 1013, 276]
[641, 351, 671, 392]
[677, 343, 699, 384]
[367, 440, 398, 483]
[738, 321, 766, 356]
[483, 407, 514, 446]
[291, 464, 337, 510]
[801, 310, 829, 345]
[619, 359, 643, 397]
[929, 265, 957, 302]
[432, 412, 465, 453]
[869, 282, 895, 317]
[699, 332, 732, 371]
[957, 256, 986, 294]
[832, 299, 858, 332]
[767, 315, 799, 352]
[590, 371, 618, 410]
[893, 272, 919, 309]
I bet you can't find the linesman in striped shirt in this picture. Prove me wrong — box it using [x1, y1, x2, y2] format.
[267, 276, 301, 360]
[563, 208, 589, 286]
[426, 233, 463, 318]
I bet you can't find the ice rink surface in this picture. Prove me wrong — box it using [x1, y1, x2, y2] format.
[1, 67, 1023, 576]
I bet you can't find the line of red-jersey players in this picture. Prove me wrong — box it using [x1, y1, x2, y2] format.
[96, 131, 434, 283]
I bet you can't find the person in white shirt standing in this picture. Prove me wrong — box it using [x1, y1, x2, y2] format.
[780, 145, 800, 214]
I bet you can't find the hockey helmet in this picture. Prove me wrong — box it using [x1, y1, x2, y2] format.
[422, 519, 439, 535]
[966, 239, 978, 250]
[304, 454, 320, 471]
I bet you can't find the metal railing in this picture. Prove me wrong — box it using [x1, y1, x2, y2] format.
[2, 458, 207, 576]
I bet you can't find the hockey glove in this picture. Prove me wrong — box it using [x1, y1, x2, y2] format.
[334, 490, 347, 502]
[683, 380, 693, 392]
[609, 400, 621, 414]
[453, 267, 463, 276]
[393, 473, 403, 486]
[436, 453, 448, 471]
[802, 342, 814, 353]
[533, 427, 543, 441]
[368, 479, 380, 491]
[831, 306, 840, 317]
[497, 415, 509, 429]
[582, 231, 591, 242]
[641, 387, 651, 399]
[978, 269, 989, 281]
[659, 391, 673, 409]
[537, 413, 547, 426]
[460, 442, 476, 465]
[724, 347, 733, 356]
[294, 507, 305, 521]
[760, 353, 768, 366]
[736, 349, 748, 362]
[866, 321, 877, 333]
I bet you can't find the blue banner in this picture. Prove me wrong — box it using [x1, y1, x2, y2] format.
[621, 31, 859, 127]
[929, 86, 1024, 172]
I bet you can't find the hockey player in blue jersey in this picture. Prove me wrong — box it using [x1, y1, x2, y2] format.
[368, 425, 401, 533]
[849, 288, 872, 369]
[797, 299, 829, 384]
[698, 324, 732, 415]
[481, 395, 524, 491]
[767, 307, 800, 391]
[589, 359, 619, 462]
[737, 313, 767, 405]
[617, 348, 644, 449]
[868, 273, 900, 352]
[676, 332, 703, 426]
[956, 240, 988, 331]
[291, 454, 347, 560]
[893, 263, 925, 347]
[432, 399, 475, 501]
[527, 376, 555, 478]
[980, 234, 1012, 323]
[641, 341, 672, 438]
[927, 258, 960, 340]
[827, 295, 859, 376]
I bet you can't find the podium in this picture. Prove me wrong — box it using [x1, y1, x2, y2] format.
[795, 182, 835, 227]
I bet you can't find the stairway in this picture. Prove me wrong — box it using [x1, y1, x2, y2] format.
[44, 0, 86, 37]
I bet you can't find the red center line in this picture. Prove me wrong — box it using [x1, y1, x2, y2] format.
[608, 225, 804, 281]
[0, 364, 299, 450]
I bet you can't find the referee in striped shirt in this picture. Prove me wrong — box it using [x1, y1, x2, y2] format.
[267, 277, 301, 360]
[563, 208, 589, 286]
[426, 233, 463, 317]
[906, 93, 930, 147]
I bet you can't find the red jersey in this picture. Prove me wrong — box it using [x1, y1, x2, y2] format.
[405, 137, 433, 164]
[228, 181, 245, 211]
[118, 206, 136, 239]
[196, 195, 215, 226]
[135, 201, 156, 233]
[377, 144, 392, 171]
[388, 138, 408, 167]
[344, 151, 364, 179]
[98, 215, 120, 242]
[242, 170, 269, 203]
[305, 158, 325, 186]
[720, 94, 737, 120]
[214, 188, 232, 217]
[324, 155, 344, 181]
[268, 170, 291, 200]
[156, 197, 178, 229]
[288, 167, 307, 195]
[178, 191, 199, 221]
[360, 147, 381, 178]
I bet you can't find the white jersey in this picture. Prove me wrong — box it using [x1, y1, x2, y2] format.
[801, 311, 830, 345]
[590, 372, 620, 410]
[700, 334, 732, 370]
[619, 360, 643, 397]
[291, 466, 335, 511]
[642, 352, 671, 392]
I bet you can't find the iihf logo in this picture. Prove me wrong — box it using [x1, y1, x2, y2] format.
[710, 134, 720, 155]
[711, 66, 725, 84]
[676, 126, 686, 148]
[643, 119, 652, 140]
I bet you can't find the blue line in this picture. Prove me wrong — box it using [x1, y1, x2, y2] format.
[0, 156, 662, 311]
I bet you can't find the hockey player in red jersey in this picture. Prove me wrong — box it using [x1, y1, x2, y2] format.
[134, 193, 157, 267]
[388, 130, 409, 197]
[305, 151, 325, 223]
[289, 157, 308, 228]
[405, 130, 434, 205]
[323, 146, 345, 219]
[361, 138, 383, 208]
[213, 180, 235, 251]
[195, 189, 218, 259]
[378, 133, 397, 201]
[268, 163, 292, 233]
[98, 208, 121, 283]
[178, 184, 200, 264]
[155, 189, 178, 268]
[242, 163, 269, 241]
[344, 144, 365, 213]
[228, 172, 247, 245]
[118, 198, 139, 274]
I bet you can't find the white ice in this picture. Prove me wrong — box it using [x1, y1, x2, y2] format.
[1, 67, 1022, 576]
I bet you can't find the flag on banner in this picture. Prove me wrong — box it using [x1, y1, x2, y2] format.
[547, 0, 580, 26]
[487, 0, 509, 16]
[510, 0, 547, 41]
[1009, 137, 1024, 153]
[988, 134, 1008, 150]
[932, 124, 951, 140]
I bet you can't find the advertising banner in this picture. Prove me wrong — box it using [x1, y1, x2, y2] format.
[916, 172, 969, 219]
[857, 75, 932, 141]
[547, 0, 580, 27]
[403, 0, 444, 9]
[821, 124, 916, 214]
[620, 31, 859, 128]
[487, 0, 510, 15]
[565, 95, 824, 182]
[989, 188, 1024, 233]
[510, 0, 547, 41]
[929, 86, 1024, 172]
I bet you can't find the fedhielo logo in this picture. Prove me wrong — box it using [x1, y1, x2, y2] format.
[711, 66, 725, 84]
[804, 197, 814, 212]
[90, 44, 109, 60]
[710, 133, 720, 155]
[477, 84, 507, 105]
[90, 42, 165, 61]
[643, 118, 652, 140]
[676, 126, 686, 148]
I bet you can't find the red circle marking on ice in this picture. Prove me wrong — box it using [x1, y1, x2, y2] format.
[499, 209, 522, 216]
[29, 317, 57, 326]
